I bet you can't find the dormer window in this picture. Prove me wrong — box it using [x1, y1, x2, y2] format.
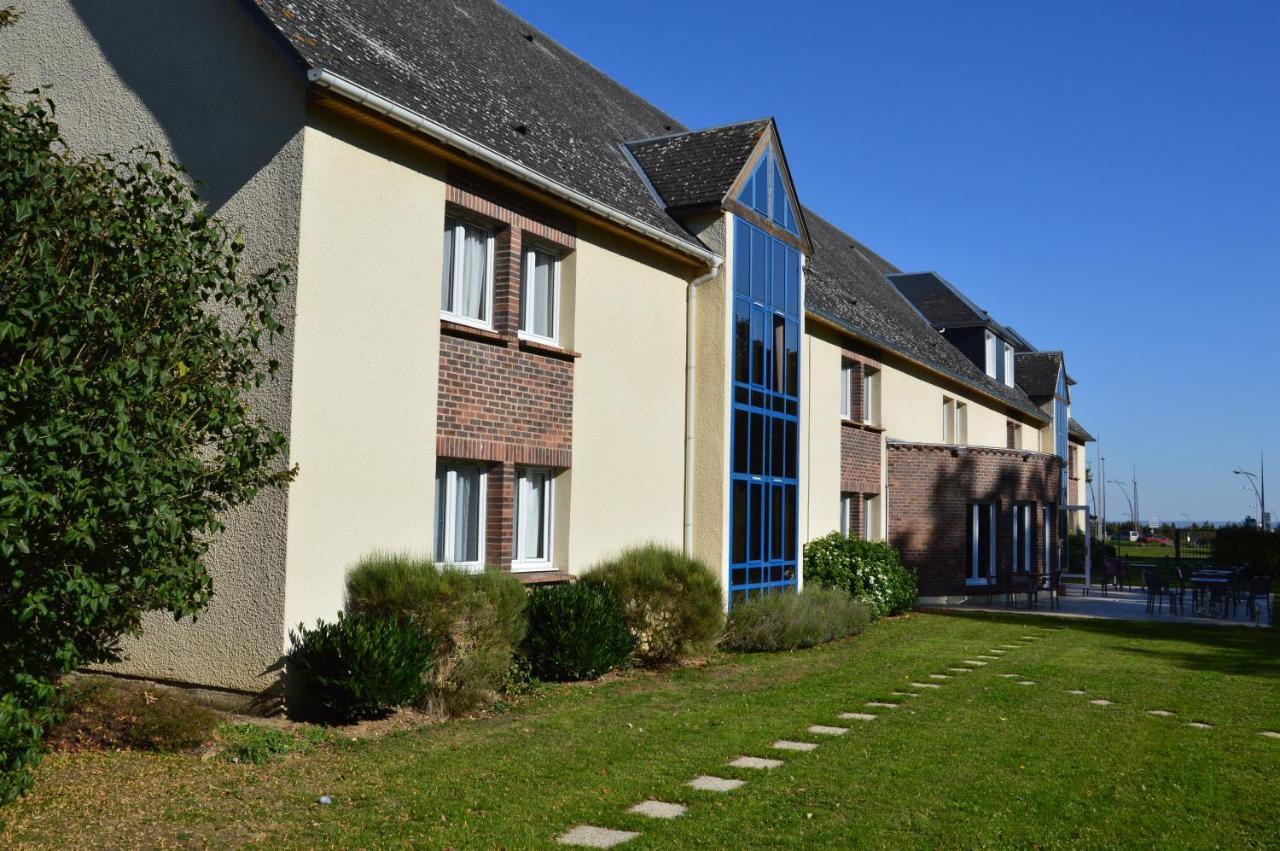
[984, 331, 998, 379]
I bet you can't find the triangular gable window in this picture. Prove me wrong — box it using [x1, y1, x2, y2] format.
[736, 145, 800, 236]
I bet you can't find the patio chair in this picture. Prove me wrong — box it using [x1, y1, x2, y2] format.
[1246, 575, 1272, 624]
[1168, 567, 1189, 615]
[1143, 570, 1165, 615]
[1047, 569, 1063, 611]
[1101, 558, 1123, 596]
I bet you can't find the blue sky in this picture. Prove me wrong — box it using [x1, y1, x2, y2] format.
[505, 0, 1280, 525]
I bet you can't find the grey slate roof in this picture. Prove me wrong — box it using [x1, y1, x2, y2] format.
[804, 209, 1047, 422]
[1068, 417, 1094, 443]
[1015, 351, 1064, 401]
[887, 272, 994, 329]
[626, 120, 770, 210]
[251, 0, 700, 248]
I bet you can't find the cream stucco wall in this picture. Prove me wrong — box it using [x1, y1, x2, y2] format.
[878, 358, 1016, 449]
[565, 223, 693, 574]
[282, 112, 447, 635]
[800, 329, 843, 545]
[6, 0, 306, 693]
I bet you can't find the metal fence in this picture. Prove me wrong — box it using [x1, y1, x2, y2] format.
[1173, 527, 1216, 564]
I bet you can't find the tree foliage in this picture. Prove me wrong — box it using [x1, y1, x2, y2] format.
[0, 71, 293, 801]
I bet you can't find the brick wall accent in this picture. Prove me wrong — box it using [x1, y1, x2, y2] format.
[887, 442, 1061, 597]
[1006, 419, 1018, 449]
[437, 167, 578, 570]
[841, 423, 882, 494]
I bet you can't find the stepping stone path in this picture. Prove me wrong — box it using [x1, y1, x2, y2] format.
[1185, 722, 1214, 730]
[1147, 710, 1175, 717]
[773, 740, 818, 751]
[929, 674, 951, 680]
[558, 825, 640, 847]
[688, 775, 745, 792]
[1067, 689, 1087, 695]
[1020, 636, 1041, 640]
[1017, 681, 1036, 686]
[1000, 644, 1022, 649]
[947, 667, 973, 673]
[839, 712, 877, 721]
[987, 649, 1006, 654]
[961, 660, 988, 666]
[997, 673, 1022, 678]
[976, 655, 1000, 660]
[628, 801, 686, 819]
[907, 682, 941, 689]
[1090, 699, 1114, 706]
[808, 724, 849, 736]
[1260, 731, 1280, 740]
[866, 701, 899, 709]
[729, 756, 783, 770]
[891, 691, 918, 698]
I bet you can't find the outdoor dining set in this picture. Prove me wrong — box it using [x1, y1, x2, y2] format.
[1100, 558, 1273, 622]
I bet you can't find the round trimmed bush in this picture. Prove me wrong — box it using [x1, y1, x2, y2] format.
[287, 612, 434, 722]
[581, 545, 724, 665]
[521, 583, 634, 681]
[722, 586, 870, 652]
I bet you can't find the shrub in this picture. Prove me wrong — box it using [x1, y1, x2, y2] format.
[581, 545, 723, 665]
[346, 553, 527, 716]
[287, 613, 433, 723]
[1, 39, 293, 799]
[722, 586, 871, 652]
[804, 534, 917, 617]
[521, 583, 634, 681]
[1068, 532, 1116, 572]
[1213, 526, 1280, 577]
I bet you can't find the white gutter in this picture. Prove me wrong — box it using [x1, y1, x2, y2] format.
[306, 69, 721, 268]
[683, 257, 723, 557]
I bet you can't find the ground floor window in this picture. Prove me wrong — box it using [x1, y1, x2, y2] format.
[435, 463, 486, 570]
[968, 503, 996, 583]
[840, 492, 854, 536]
[1012, 503, 1033, 573]
[512, 467, 553, 570]
[864, 493, 882, 541]
[1043, 506, 1055, 574]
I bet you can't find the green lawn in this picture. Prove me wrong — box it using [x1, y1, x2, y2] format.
[4, 612, 1278, 848]
[1113, 542, 1177, 561]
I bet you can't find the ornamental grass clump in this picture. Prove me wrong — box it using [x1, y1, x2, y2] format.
[520, 583, 634, 681]
[581, 545, 724, 665]
[346, 553, 527, 716]
[721, 586, 870, 653]
[803, 534, 917, 617]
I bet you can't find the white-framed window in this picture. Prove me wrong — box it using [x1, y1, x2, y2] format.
[943, 396, 956, 443]
[984, 331, 998, 379]
[840, 492, 854, 536]
[520, 245, 559, 343]
[1003, 343, 1015, 387]
[863, 367, 880, 426]
[441, 216, 495, 328]
[840, 362, 853, 419]
[956, 401, 968, 446]
[864, 493, 882, 541]
[1012, 503, 1033, 573]
[512, 467, 553, 570]
[435, 463, 486, 571]
[1043, 505, 1054, 575]
[968, 503, 997, 583]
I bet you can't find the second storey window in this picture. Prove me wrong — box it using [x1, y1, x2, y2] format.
[435, 463, 486, 571]
[841, 362, 853, 419]
[441, 217, 494, 327]
[956, 401, 968, 445]
[513, 468, 553, 569]
[863, 367, 880, 426]
[984, 331, 998, 379]
[521, 245, 559, 342]
[1003, 343, 1015, 387]
[943, 396, 957, 443]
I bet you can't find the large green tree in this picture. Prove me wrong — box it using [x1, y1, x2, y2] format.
[0, 16, 294, 801]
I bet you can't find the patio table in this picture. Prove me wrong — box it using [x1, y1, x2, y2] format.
[1190, 569, 1236, 617]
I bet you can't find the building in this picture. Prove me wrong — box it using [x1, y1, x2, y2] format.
[7, 0, 1091, 696]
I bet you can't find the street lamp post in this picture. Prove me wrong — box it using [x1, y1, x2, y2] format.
[1234, 467, 1267, 531]
[1108, 480, 1136, 536]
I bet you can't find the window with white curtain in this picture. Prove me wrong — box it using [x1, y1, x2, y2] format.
[863, 368, 880, 426]
[840, 362, 853, 419]
[520, 246, 559, 342]
[441, 217, 494, 327]
[435, 463, 486, 570]
[513, 468, 553, 570]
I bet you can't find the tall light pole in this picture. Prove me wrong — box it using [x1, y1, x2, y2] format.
[1109, 480, 1136, 535]
[1234, 466, 1266, 531]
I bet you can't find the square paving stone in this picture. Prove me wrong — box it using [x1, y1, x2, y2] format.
[987, 649, 1007, 654]
[962, 660, 988, 666]
[907, 682, 941, 689]
[773, 740, 818, 751]
[1185, 722, 1213, 729]
[866, 701, 899, 708]
[1000, 644, 1022, 649]
[557, 825, 640, 847]
[947, 667, 973, 673]
[628, 800, 686, 819]
[1017, 681, 1036, 686]
[1259, 731, 1280, 740]
[929, 674, 951, 679]
[688, 775, 745, 792]
[976, 655, 999, 660]
[890, 691, 918, 697]
[807, 724, 849, 736]
[1066, 689, 1087, 695]
[1147, 710, 1175, 717]
[1090, 699, 1114, 706]
[996, 673, 1021, 678]
[839, 712, 877, 721]
[729, 756, 783, 770]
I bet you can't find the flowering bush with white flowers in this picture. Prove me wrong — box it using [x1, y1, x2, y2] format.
[803, 533, 917, 618]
